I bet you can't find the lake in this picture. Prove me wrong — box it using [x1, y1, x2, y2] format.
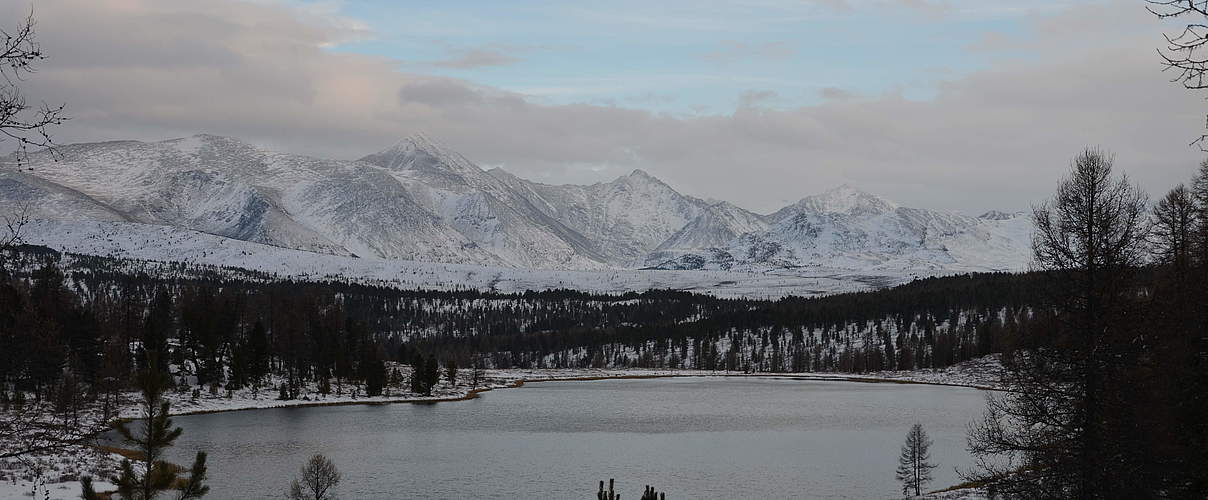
[165, 377, 988, 499]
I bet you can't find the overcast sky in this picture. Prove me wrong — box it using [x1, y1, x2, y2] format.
[3, 0, 1205, 214]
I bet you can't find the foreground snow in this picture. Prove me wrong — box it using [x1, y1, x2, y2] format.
[1, 359, 1002, 499]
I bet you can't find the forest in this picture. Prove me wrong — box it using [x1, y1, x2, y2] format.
[0, 246, 1046, 407]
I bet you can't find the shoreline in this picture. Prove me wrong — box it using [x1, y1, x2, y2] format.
[5, 368, 995, 500]
[166, 369, 1001, 418]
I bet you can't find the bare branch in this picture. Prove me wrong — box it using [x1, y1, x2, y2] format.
[1152, 1, 1208, 149]
[0, 7, 66, 164]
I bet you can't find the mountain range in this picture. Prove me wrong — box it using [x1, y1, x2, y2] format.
[0, 134, 1031, 273]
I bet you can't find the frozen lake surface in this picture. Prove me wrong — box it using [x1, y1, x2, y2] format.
[166, 377, 988, 499]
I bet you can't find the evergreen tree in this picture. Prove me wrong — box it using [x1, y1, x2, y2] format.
[140, 290, 173, 375]
[409, 354, 430, 395]
[248, 320, 269, 382]
[470, 355, 482, 389]
[895, 423, 936, 497]
[423, 356, 440, 395]
[82, 362, 209, 499]
[361, 347, 386, 397]
[445, 357, 458, 387]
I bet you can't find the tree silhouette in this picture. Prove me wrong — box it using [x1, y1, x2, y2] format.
[895, 423, 936, 496]
[288, 454, 341, 500]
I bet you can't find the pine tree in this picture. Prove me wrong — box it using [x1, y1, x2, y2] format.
[470, 355, 482, 389]
[140, 290, 173, 374]
[409, 354, 430, 395]
[422, 356, 440, 395]
[895, 423, 936, 497]
[82, 361, 209, 499]
[361, 346, 386, 397]
[445, 357, 458, 387]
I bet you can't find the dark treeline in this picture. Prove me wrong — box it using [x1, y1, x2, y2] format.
[0, 248, 722, 402]
[1, 242, 1055, 408]
[411, 271, 1053, 373]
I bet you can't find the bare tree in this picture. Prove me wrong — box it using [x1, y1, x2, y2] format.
[0, 7, 116, 480]
[1152, 184, 1197, 274]
[895, 423, 936, 497]
[1151, 1, 1208, 147]
[967, 149, 1150, 498]
[0, 389, 116, 460]
[1194, 160, 1208, 274]
[288, 454, 341, 500]
[1, 7, 66, 163]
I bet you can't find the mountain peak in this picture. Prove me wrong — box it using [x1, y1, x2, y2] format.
[359, 134, 480, 175]
[791, 184, 898, 216]
[161, 134, 254, 154]
[385, 133, 449, 158]
[616, 168, 670, 188]
[978, 210, 1024, 221]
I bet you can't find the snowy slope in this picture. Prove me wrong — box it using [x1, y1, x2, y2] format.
[489, 167, 710, 266]
[2, 134, 1033, 277]
[359, 136, 607, 269]
[4, 135, 503, 265]
[20, 219, 932, 299]
[649, 186, 1031, 272]
[646, 201, 771, 266]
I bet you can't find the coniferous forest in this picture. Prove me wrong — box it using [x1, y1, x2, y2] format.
[0, 246, 1042, 405]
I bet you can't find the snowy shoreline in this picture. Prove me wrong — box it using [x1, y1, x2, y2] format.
[3, 360, 1000, 499]
[166, 368, 1002, 418]
[158, 356, 1003, 418]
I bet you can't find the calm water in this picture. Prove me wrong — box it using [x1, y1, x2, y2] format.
[164, 377, 987, 499]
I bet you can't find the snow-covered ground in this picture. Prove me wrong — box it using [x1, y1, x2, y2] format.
[23, 219, 946, 299]
[1, 359, 1002, 499]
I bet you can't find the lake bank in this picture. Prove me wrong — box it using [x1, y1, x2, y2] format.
[157, 355, 1002, 418]
[167, 376, 991, 499]
[2, 358, 1000, 499]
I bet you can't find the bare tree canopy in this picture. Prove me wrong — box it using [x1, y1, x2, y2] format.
[1152, 1, 1208, 147]
[1152, 184, 1197, 271]
[967, 149, 1153, 498]
[288, 454, 341, 500]
[0, 8, 65, 162]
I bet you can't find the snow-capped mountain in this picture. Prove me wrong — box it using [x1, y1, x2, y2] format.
[357, 136, 606, 269]
[644, 201, 771, 267]
[768, 184, 898, 220]
[1, 134, 1033, 277]
[487, 167, 711, 266]
[647, 185, 1031, 272]
[1, 135, 507, 265]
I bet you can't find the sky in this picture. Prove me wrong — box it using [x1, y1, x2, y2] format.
[2, 0, 1205, 213]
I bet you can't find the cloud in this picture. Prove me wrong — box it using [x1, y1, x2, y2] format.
[739, 90, 779, 107]
[427, 48, 521, 69]
[398, 79, 484, 107]
[819, 87, 855, 100]
[4, 0, 1203, 215]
